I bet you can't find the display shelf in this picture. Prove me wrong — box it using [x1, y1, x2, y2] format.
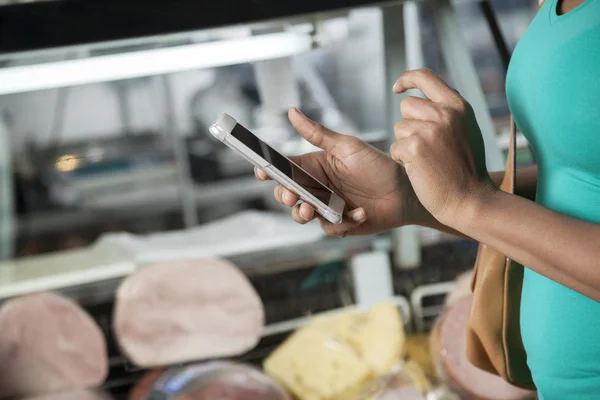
[16, 129, 391, 238]
[16, 176, 267, 237]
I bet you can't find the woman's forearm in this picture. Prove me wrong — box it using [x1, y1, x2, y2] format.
[415, 165, 539, 238]
[489, 165, 538, 201]
[455, 189, 600, 301]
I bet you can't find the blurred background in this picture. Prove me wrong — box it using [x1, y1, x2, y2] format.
[0, 0, 539, 398]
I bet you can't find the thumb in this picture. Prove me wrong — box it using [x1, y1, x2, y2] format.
[320, 207, 367, 237]
[288, 107, 342, 153]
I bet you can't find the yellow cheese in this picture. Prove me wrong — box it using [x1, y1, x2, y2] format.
[403, 360, 432, 393]
[263, 326, 372, 400]
[405, 334, 436, 380]
[311, 302, 406, 375]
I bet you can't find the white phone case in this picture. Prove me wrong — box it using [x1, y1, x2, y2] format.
[209, 113, 345, 224]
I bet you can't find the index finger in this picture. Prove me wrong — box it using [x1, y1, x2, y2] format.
[393, 69, 461, 105]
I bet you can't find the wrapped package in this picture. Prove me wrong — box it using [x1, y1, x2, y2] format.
[128, 361, 290, 400]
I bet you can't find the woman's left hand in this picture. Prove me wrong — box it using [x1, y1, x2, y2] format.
[390, 69, 495, 228]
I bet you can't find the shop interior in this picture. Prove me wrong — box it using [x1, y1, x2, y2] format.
[0, 0, 539, 399]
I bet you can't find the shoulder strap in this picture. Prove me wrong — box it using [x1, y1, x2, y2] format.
[500, 117, 517, 194]
[503, 0, 545, 193]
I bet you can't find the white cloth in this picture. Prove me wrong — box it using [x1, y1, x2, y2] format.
[96, 210, 325, 265]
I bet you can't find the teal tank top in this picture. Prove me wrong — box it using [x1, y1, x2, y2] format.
[505, 0, 600, 399]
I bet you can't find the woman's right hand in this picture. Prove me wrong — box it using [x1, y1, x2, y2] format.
[255, 107, 426, 237]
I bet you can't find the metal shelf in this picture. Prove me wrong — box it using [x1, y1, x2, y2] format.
[17, 176, 268, 237]
[17, 130, 391, 237]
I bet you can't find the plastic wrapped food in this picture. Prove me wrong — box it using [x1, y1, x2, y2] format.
[338, 361, 428, 400]
[425, 386, 462, 400]
[430, 295, 537, 400]
[373, 367, 427, 400]
[128, 361, 290, 400]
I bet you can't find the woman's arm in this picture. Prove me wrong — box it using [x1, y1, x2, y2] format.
[458, 190, 600, 302]
[390, 69, 600, 301]
[413, 165, 538, 237]
[489, 165, 538, 201]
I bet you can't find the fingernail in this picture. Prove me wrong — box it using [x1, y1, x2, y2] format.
[392, 82, 400, 92]
[292, 107, 304, 116]
[349, 209, 366, 222]
[300, 207, 309, 220]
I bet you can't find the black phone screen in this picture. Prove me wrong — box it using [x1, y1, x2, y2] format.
[230, 123, 334, 205]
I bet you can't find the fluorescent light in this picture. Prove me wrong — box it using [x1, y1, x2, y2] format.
[0, 31, 317, 96]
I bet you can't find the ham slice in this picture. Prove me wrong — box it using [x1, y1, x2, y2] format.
[113, 258, 265, 367]
[430, 295, 536, 400]
[0, 292, 108, 399]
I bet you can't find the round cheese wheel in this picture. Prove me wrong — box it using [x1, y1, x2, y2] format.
[431, 295, 537, 400]
[0, 292, 108, 399]
[114, 258, 265, 367]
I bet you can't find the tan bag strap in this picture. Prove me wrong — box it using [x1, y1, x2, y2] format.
[499, 117, 517, 194]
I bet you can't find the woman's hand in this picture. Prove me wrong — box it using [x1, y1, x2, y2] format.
[390, 69, 495, 228]
[256, 107, 423, 237]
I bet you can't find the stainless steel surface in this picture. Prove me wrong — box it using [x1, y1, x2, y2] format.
[0, 113, 14, 259]
[382, 2, 423, 270]
[431, 0, 505, 171]
[157, 75, 198, 228]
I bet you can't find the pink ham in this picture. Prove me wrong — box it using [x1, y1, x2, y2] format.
[113, 258, 265, 367]
[0, 292, 108, 399]
[430, 295, 537, 400]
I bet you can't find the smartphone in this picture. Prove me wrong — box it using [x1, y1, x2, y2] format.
[209, 113, 345, 224]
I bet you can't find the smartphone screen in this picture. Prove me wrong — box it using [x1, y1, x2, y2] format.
[230, 123, 334, 205]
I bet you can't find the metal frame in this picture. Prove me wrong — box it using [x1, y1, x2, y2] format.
[410, 281, 455, 331]
[382, 2, 424, 272]
[430, 0, 505, 172]
[262, 294, 412, 336]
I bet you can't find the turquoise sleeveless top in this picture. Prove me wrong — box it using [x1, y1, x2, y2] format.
[506, 0, 600, 398]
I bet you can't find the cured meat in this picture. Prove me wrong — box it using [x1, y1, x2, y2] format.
[430, 295, 536, 400]
[128, 362, 289, 400]
[444, 269, 473, 309]
[114, 259, 265, 367]
[0, 292, 108, 398]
